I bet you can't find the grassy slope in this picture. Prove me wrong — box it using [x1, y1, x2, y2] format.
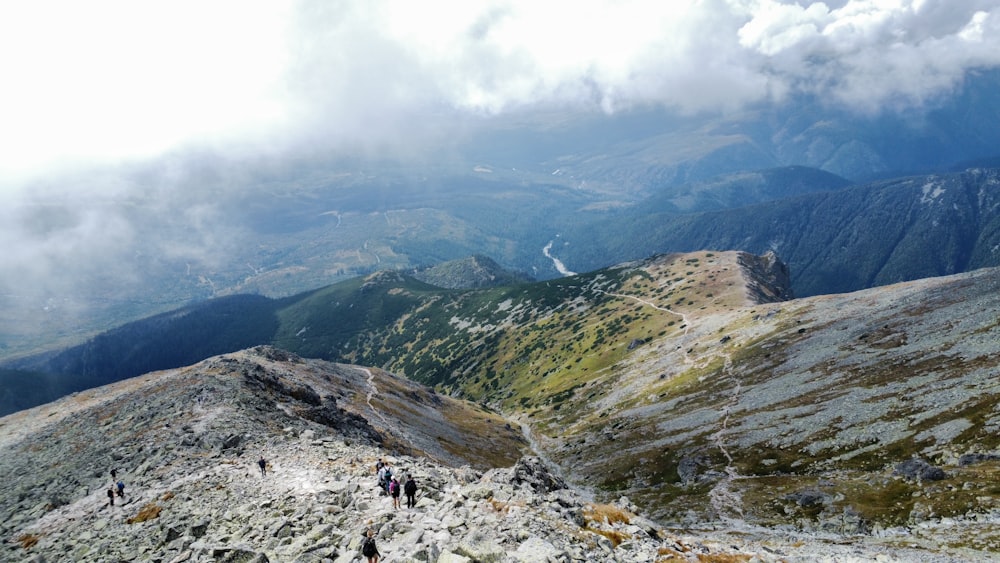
[270, 251, 1000, 533]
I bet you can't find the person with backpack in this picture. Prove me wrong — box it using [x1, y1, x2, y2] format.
[403, 474, 417, 509]
[106, 486, 115, 507]
[376, 464, 388, 495]
[389, 477, 401, 509]
[116, 480, 125, 498]
[361, 529, 380, 563]
[258, 456, 267, 477]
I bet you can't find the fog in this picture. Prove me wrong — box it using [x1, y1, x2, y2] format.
[2, 0, 999, 355]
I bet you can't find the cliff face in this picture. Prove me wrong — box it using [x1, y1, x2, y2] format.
[739, 250, 794, 303]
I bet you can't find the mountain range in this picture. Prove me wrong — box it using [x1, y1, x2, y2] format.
[6, 71, 1000, 361]
[5, 248, 1000, 556]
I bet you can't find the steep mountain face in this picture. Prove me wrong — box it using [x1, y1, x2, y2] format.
[564, 167, 1000, 296]
[0, 346, 986, 562]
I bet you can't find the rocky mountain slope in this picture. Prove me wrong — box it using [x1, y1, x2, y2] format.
[6, 251, 1000, 559]
[0, 346, 980, 562]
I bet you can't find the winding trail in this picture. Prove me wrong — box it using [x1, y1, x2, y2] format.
[595, 289, 690, 332]
[360, 367, 392, 429]
[595, 287, 748, 525]
[707, 352, 747, 525]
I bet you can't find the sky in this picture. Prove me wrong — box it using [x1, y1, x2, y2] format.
[2, 0, 1000, 348]
[1, 0, 998, 183]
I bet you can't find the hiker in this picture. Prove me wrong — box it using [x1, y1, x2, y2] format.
[404, 474, 417, 509]
[361, 529, 380, 563]
[376, 464, 388, 494]
[258, 456, 267, 477]
[375, 458, 385, 473]
[116, 480, 125, 498]
[382, 465, 393, 494]
[110, 468, 118, 480]
[389, 477, 401, 509]
[107, 487, 115, 507]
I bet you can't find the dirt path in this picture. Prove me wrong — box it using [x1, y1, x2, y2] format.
[360, 367, 393, 429]
[595, 288, 748, 524]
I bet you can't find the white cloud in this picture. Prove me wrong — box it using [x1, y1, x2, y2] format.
[0, 1, 291, 180]
[2, 0, 999, 178]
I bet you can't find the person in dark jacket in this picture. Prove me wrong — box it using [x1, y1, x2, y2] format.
[361, 529, 380, 562]
[404, 475, 417, 508]
[107, 487, 115, 507]
[258, 456, 267, 477]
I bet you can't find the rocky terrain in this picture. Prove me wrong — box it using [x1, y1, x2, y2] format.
[1, 346, 983, 562]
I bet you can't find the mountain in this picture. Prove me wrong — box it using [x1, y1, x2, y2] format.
[639, 165, 851, 214]
[0, 345, 985, 562]
[560, 167, 1000, 296]
[2, 251, 789, 416]
[411, 254, 534, 289]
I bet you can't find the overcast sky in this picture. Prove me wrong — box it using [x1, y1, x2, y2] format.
[2, 0, 1000, 347]
[2, 0, 998, 184]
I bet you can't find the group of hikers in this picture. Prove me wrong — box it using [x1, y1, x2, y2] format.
[106, 468, 126, 507]
[103, 454, 415, 561]
[375, 458, 418, 510]
[362, 459, 419, 562]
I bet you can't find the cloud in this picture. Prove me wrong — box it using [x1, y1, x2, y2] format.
[735, 0, 1000, 111]
[2, 0, 1000, 353]
[2, 0, 999, 177]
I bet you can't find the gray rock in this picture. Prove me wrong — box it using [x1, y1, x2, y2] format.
[893, 458, 947, 481]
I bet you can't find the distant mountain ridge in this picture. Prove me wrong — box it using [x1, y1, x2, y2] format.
[563, 167, 1000, 296]
[0, 251, 787, 415]
[411, 254, 533, 289]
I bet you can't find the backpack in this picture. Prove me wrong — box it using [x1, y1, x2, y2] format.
[404, 479, 417, 495]
[362, 537, 378, 557]
[389, 481, 398, 494]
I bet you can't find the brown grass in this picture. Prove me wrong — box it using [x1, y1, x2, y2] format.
[127, 503, 163, 524]
[587, 527, 631, 547]
[584, 503, 633, 525]
[161, 491, 175, 501]
[696, 555, 751, 563]
[17, 534, 40, 549]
